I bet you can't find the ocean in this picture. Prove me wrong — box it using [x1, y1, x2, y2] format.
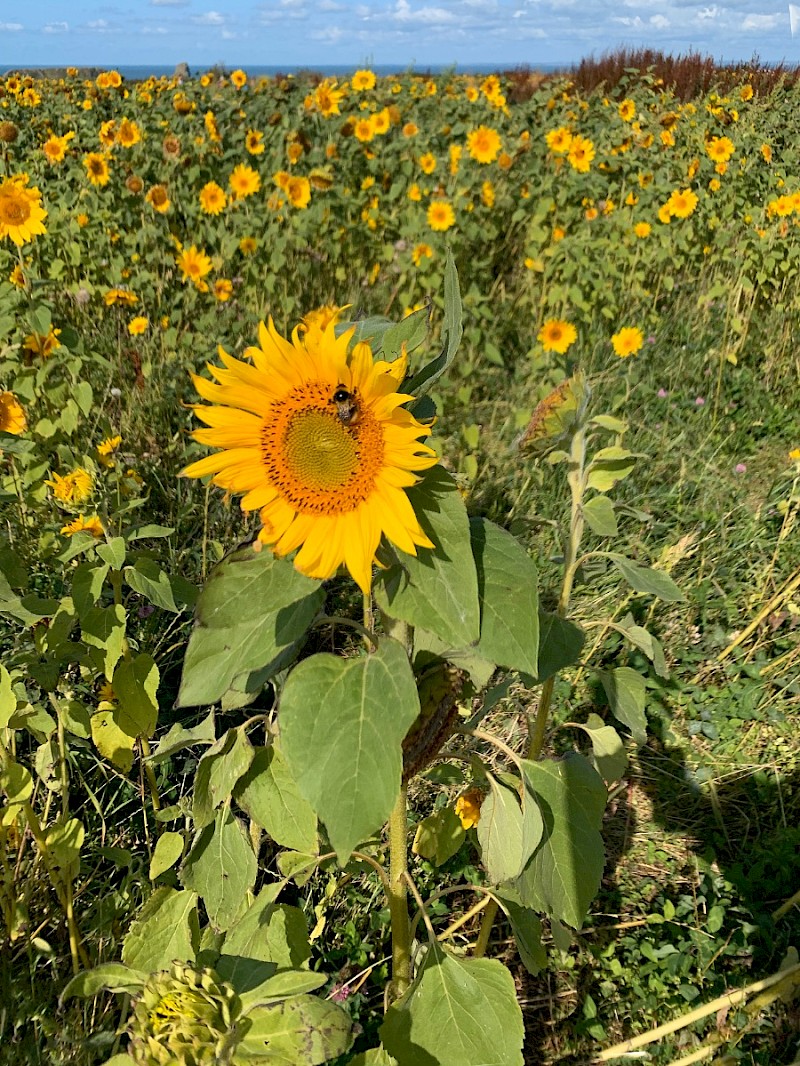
[3, 62, 570, 79]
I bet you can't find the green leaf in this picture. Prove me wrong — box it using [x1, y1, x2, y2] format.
[71, 562, 110, 615]
[280, 637, 420, 863]
[235, 744, 317, 853]
[44, 818, 84, 883]
[337, 314, 394, 350]
[381, 942, 523, 1066]
[80, 605, 126, 681]
[121, 887, 198, 971]
[113, 654, 159, 739]
[91, 710, 136, 772]
[193, 727, 255, 830]
[124, 559, 180, 613]
[0, 663, 15, 730]
[582, 496, 618, 537]
[374, 467, 479, 648]
[124, 524, 175, 540]
[96, 537, 126, 571]
[412, 806, 465, 866]
[382, 305, 430, 360]
[61, 962, 147, 1000]
[586, 447, 637, 493]
[181, 808, 257, 931]
[526, 611, 584, 684]
[512, 754, 606, 929]
[469, 519, 539, 675]
[218, 888, 310, 994]
[0, 760, 32, 806]
[239, 970, 326, 1012]
[607, 553, 684, 602]
[600, 667, 647, 746]
[149, 832, 185, 880]
[581, 713, 627, 785]
[234, 995, 352, 1064]
[348, 1051, 397, 1066]
[405, 248, 463, 400]
[477, 773, 542, 885]
[177, 547, 324, 708]
[590, 414, 628, 433]
[617, 616, 669, 678]
[147, 711, 216, 764]
[497, 894, 547, 976]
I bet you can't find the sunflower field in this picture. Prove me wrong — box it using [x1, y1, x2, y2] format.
[1, 60, 800, 1065]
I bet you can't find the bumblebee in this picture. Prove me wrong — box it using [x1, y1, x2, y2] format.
[330, 384, 359, 426]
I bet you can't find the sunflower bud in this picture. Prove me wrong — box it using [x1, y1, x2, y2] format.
[127, 961, 241, 1066]
[0, 121, 19, 143]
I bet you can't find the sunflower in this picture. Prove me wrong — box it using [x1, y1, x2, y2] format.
[705, 136, 734, 163]
[351, 69, 376, 91]
[309, 79, 345, 118]
[229, 163, 261, 199]
[199, 181, 227, 215]
[372, 108, 391, 135]
[46, 468, 93, 504]
[353, 117, 375, 143]
[286, 176, 311, 209]
[204, 111, 222, 143]
[239, 236, 257, 255]
[231, 69, 247, 89]
[0, 391, 26, 435]
[538, 319, 577, 355]
[128, 316, 149, 335]
[214, 279, 233, 302]
[611, 327, 644, 358]
[99, 119, 117, 147]
[42, 131, 74, 164]
[481, 180, 495, 208]
[618, 98, 636, 122]
[0, 175, 47, 246]
[412, 243, 433, 266]
[84, 152, 111, 187]
[545, 126, 572, 154]
[245, 129, 265, 155]
[466, 125, 501, 164]
[104, 288, 138, 307]
[402, 121, 418, 137]
[427, 200, 455, 232]
[97, 435, 122, 468]
[23, 327, 62, 359]
[666, 188, 698, 219]
[176, 245, 213, 286]
[455, 790, 483, 829]
[145, 184, 170, 213]
[567, 135, 595, 173]
[61, 515, 104, 538]
[183, 318, 437, 593]
[634, 221, 652, 238]
[116, 118, 142, 148]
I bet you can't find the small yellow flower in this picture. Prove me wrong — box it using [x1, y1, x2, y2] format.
[83, 152, 111, 186]
[419, 152, 437, 175]
[427, 199, 455, 232]
[199, 181, 227, 215]
[634, 221, 651, 238]
[213, 278, 233, 302]
[455, 790, 483, 830]
[23, 327, 62, 359]
[176, 245, 213, 286]
[466, 125, 502, 164]
[128, 316, 148, 336]
[351, 69, 376, 91]
[231, 69, 247, 89]
[245, 129, 265, 155]
[666, 188, 699, 219]
[0, 391, 26, 435]
[789, 448, 800, 462]
[538, 319, 577, 355]
[239, 236, 257, 256]
[412, 243, 433, 266]
[145, 184, 170, 213]
[611, 326, 644, 358]
[567, 135, 594, 173]
[229, 163, 261, 199]
[97, 434, 122, 468]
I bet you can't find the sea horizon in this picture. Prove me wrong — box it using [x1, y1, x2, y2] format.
[2, 61, 570, 79]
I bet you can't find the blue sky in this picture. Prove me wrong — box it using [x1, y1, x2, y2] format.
[3, 0, 798, 69]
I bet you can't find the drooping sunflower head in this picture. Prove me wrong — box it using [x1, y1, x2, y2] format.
[183, 317, 438, 593]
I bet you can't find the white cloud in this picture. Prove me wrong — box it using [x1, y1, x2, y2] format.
[0, 22, 23, 31]
[311, 23, 344, 40]
[697, 6, 720, 18]
[43, 21, 69, 33]
[87, 19, 111, 30]
[221, 28, 237, 38]
[142, 25, 169, 33]
[741, 11, 781, 27]
[391, 0, 457, 23]
[650, 13, 670, 26]
[193, 10, 225, 24]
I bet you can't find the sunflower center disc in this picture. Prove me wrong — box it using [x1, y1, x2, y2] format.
[1, 199, 28, 225]
[283, 409, 359, 491]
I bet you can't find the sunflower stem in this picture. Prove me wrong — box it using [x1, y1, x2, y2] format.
[387, 784, 411, 1001]
[527, 422, 586, 761]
